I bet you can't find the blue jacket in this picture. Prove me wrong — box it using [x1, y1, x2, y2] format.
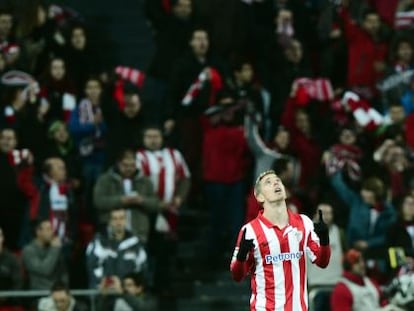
[68, 104, 107, 163]
[330, 172, 396, 248]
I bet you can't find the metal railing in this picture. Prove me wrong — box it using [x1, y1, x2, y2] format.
[0, 289, 100, 311]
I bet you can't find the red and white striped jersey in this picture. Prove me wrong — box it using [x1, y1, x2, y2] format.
[136, 148, 190, 202]
[230, 210, 331, 311]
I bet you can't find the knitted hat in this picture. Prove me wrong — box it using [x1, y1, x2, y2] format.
[48, 120, 65, 138]
[343, 249, 362, 268]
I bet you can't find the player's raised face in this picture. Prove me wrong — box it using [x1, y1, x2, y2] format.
[256, 173, 286, 204]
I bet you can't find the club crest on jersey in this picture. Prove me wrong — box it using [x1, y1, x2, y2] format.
[265, 251, 303, 264]
[294, 230, 303, 242]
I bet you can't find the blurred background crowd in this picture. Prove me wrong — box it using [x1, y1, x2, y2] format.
[1, 0, 414, 310]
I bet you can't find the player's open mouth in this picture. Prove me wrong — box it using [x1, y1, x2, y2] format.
[275, 188, 282, 193]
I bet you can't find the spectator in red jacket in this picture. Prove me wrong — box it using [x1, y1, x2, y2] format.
[280, 83, 322, 189]
[331, 249, 402, 311]
[202, 93, 250, 269]
[339, 0, 388, 99]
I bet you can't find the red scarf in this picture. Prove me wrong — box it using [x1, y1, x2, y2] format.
[115, 66, 146, 88]
[181, 68, 223, 106]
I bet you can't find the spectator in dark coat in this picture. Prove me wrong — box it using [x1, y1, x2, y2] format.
[86, 207, 147, 289]
[147, 0, 195, 81]
[330, 171, 396, 253]
[68, 77, 106, 224]
[22, 218, 68, 290]
[165, 28, 225, 204]
[103, 82, 146, 165]
[0, 76, 49, 167]
[387, 194, 414, 258]
[0, 9, 21, 68]
[94, 149, 161, 243]
[64, 25, 102, 95]
[0, 128, 38, 250]
[0, 227, 22, 308]
[39, 57, 77, 123]
[260, 38, 312, 122]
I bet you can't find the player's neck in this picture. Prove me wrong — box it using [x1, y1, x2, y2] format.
[262, 201, 289, 228]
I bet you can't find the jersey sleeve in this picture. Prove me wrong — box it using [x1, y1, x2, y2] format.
[230, 224, 255, 282]
[173, 149, 191, 178]
[301, 215, 331, 268]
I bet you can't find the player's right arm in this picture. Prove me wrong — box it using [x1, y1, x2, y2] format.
[230, 226, 255, 282]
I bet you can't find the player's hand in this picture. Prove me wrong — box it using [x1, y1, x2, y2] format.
[314, 210, 329, 246]
[237, 228, 254, 262]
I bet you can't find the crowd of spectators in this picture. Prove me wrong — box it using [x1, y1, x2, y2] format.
[1, 0, 414, 310]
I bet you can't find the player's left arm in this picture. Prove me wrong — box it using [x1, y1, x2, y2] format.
[230, 226, 255, 282]
[302, 212, 331, 268]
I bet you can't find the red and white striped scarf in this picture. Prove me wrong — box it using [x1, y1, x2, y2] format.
[324, 144, 362, 181]
[115, 66, 146, 88]
[395, 10, 414, 29]
[44, 175, 69, 240]
[293, 78, 334, 104]
[181, 67, 223, 106]
[341, 91, 384, 131]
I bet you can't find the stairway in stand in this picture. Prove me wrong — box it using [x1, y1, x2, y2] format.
[164, 208, 250, 311]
